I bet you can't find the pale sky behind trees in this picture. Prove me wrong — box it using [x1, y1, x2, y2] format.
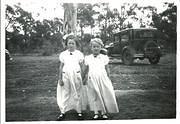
[4, 0, 177, 34]
[5, 0, 177, 21]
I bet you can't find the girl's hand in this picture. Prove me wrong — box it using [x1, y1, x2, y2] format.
[58, 79, 64, 86]
[105, 65, 110, 79]
[107, 73, 110, 79]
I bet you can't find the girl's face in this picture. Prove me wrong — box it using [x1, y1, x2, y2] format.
[91, 42, 102, 55]
[67, 39, 76, 51]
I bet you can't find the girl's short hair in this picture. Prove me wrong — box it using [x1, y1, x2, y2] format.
[90, 38, 104, 47]
[64, 34, 79, 47]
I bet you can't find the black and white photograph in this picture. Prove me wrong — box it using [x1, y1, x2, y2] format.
[1, 0, 179, 123]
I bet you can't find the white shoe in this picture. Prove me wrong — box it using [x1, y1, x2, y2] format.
[57, 113, 65, 121]
[78, 113, 82, 117]
[102, 114, 108, 119]
[93, 114, 99, 120]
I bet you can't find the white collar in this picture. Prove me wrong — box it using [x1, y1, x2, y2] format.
[66, 49, 76, 55]
[92, 54, 101, 58]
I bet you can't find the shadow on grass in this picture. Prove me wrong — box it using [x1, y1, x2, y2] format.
[109, 61, 166, 67]
[110, 62, 150, 66]
[54, 110, 118, 121]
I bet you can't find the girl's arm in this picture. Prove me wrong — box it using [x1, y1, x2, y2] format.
[58, 62, 64, 86]
[105, 64, 110, 78]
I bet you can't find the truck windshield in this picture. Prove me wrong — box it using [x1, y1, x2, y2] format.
[135, 30, 155, 38]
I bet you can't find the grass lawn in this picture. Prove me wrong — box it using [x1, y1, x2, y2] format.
[5, 53, 176, 121]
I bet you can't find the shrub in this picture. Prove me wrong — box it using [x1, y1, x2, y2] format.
[41, 40, 54, 56]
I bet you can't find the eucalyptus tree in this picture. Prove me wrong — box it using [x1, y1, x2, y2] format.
[152, 2, 177, 50]
[5, 4, 35, 53]
[77, 3, 96, 37]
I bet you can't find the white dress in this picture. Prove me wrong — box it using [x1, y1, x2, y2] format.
[85, 54, 119, 113]
[57, 50, 87, 113]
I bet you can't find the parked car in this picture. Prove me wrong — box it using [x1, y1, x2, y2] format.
[106, 28, 165, 65]
[6, 49, 13, 61]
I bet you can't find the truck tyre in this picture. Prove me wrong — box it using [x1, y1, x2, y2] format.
[148, 52, 160, 64]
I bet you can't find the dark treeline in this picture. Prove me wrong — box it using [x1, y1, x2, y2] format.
[5, 3, 176, 55]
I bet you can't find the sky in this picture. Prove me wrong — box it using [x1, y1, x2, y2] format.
[4, 0, 177, 21]
[5, 0, 64, 21]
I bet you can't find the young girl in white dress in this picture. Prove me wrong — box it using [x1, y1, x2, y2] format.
[83, 38, 119, 120]
[57, 34, 85, 120]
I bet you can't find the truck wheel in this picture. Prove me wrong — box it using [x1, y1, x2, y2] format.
[122, 49, 133, 65]
[144, 40, 158, 49]
[148, 54, 160, 64]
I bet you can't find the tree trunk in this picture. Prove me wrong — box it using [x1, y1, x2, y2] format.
[63, 3, 77, 35]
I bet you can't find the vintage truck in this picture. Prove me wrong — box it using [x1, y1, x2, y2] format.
[105, 28, 165, 65]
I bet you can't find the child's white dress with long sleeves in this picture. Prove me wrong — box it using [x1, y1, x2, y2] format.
[85, 54, 119, 113]
[57, 50, 87, 113]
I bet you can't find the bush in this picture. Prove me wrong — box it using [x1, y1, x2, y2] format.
[41, 40, 54, 56]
